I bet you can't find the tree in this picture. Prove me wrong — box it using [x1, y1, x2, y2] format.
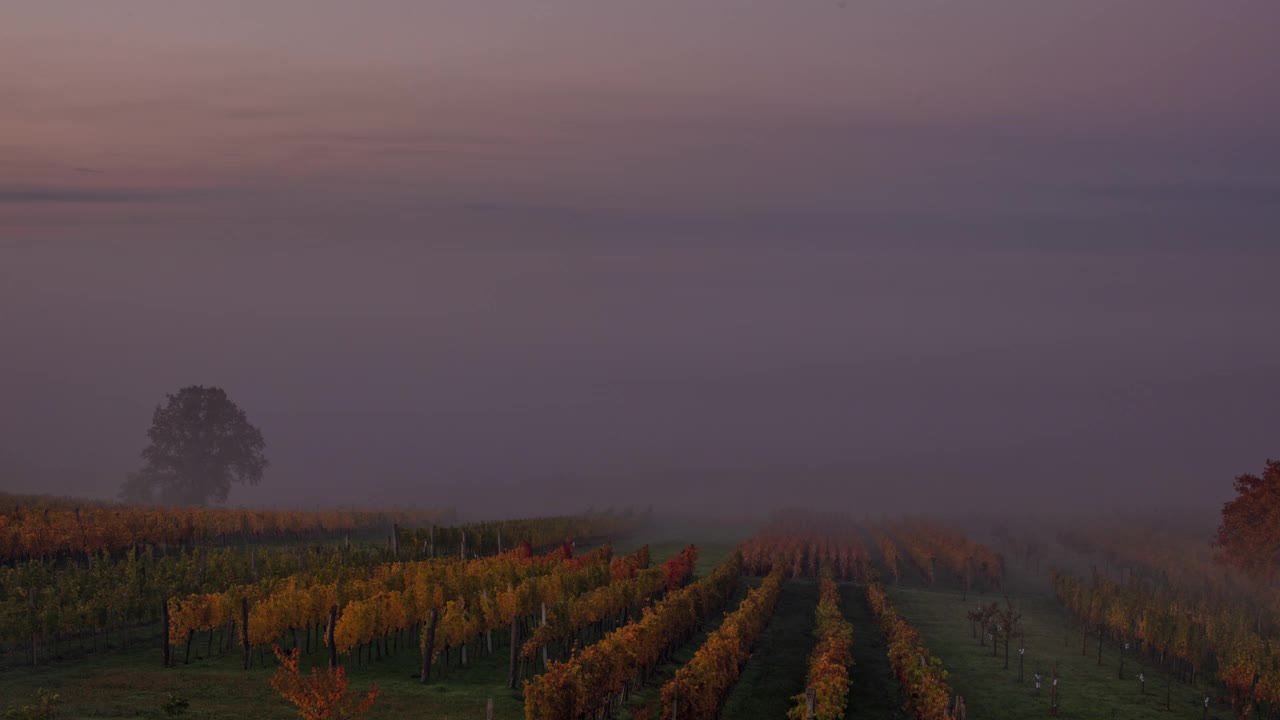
[1216, 460, 1280, 585]
[270, 646, 378, 720]
[120, 386, 267, 506]
[995, 596, 1024, 670]
[971, 602, 998, 647]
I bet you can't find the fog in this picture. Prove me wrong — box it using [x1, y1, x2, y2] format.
[2, 2, 1278, 517]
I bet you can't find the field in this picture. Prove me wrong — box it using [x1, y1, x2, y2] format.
[887, 584, 1220, 720]
[0, 506, 1258, 720]
[0, 529, 744, 720]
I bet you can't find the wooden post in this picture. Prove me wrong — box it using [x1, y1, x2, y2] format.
[420, 608, 438, 682]
[241, 598, 251, 670]
[161, 599, 171, 667]
[804, 687, 816, 720]
[486, 698, 494, 720]
[540, 603, 548, 671]
[1050, 663, 1058, 715]
[29, 591, 37, 667]
[327, 605, 338, 669]
[482, 590, 493, 654]
[507, 615, 520, 689]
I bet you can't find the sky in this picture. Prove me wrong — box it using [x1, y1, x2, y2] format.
[2, 2, 1278, 518]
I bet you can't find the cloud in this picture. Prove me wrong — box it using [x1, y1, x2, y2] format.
[0, 185, 190, 203]
[1067, 177, 1280, 208]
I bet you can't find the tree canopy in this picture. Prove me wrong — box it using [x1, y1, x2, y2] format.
[120, 385, 268, 506]
[1215, 459, 1280, 583]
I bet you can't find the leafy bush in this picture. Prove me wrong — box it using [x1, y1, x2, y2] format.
[3, 689, 59, 720]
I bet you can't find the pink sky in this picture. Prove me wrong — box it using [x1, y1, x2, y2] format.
[5, 2, 1278, 220]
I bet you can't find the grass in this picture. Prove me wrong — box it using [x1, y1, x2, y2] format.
[0, 620, 526, 720]
[0, 531, 746, 720]
[887, 583, 1222, 720]
[720, 579, 818, 719]
[710, 578, 906, 720]
[840, 583, 904, 720]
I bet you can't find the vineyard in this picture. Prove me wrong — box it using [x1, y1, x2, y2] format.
[1, 498, 1273, 720]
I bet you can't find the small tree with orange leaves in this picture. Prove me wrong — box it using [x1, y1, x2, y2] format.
[1217, 460, 1280, 585]
[270, 646, 379, 720]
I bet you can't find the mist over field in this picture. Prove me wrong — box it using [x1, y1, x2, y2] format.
[8, 7, 1280, 720]
[3, 1, 1279, 518]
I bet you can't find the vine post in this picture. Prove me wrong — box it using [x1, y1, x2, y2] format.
[420, 607, 438, 683]
[507, 614, 519, 689]
[161, 598, 171, 667]
[328, 604, 339, 669]
[240, 598, 250, 669]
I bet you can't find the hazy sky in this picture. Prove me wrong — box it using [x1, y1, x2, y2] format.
[3, 2, 1278, 516]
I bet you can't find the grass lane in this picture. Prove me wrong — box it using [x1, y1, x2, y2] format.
[841, 583, 903, 720]
[719, 579, 818, 720]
